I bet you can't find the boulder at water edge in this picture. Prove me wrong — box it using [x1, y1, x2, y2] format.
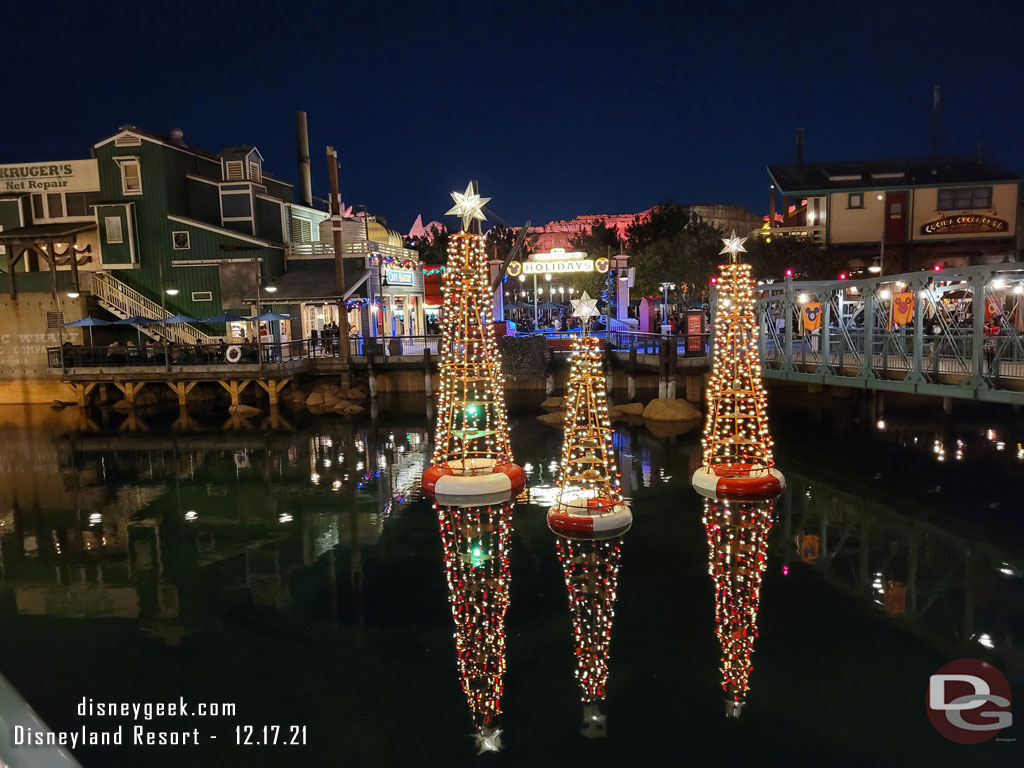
[641, 398, 701, 422]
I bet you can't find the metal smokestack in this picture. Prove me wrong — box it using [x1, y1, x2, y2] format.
[795, 128, 804, 164]
[296, 111, 312, 207]
[932, 85, 942, 160]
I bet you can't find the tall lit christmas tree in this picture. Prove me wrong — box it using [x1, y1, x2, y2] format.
[436, 499, 513, 753]
[422, 182, 523, 496]
[555, 534, 624, 737]
[702, 497, 773, 717]
[547, 295, 631, 536]
[692, 231, 785, 498]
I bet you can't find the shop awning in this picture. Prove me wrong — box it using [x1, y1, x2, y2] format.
[0, 222, 96, 245]
[245, 260, 369, 303]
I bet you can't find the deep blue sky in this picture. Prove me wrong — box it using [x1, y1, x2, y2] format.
[4, 0, 1023, 232]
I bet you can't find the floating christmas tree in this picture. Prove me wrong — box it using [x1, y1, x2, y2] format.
[555, 534, 624, 738]
[547, 293, 631, 537]
[422, 182, 524, 498]
[702, 496, 773, 717]
[436, 499, 513, 754]
[692, 231, 785, 499]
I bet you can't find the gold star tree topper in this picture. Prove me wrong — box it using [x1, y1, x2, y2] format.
[719, 229, 748, 263]
[446, 181, 491, 232]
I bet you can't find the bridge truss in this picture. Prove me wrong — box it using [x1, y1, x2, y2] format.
[752, 262, 1024, 404]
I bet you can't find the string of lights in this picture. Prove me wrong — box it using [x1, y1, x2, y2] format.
[556, 536, 623, 704]
[431, 231, 513, 470]
[701, 259, 776, 473]
[556, 336, 620, 507]
[436, 501, 513, 752]
[702, 497, 773, 715]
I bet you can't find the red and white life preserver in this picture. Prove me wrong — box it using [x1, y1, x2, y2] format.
[224, 345, 243, 364]
[547, 496, 632, 539]
[691, 464, 785, 500]
[421, 459, 526, 497]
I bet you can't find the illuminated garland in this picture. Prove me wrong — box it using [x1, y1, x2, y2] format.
[345, 297, 382, 309]
[556, 336, 620, 506]
[436, 501, 513, 743]
[432, 231, 513, 469]
[423, 266, 447, 276]
[370, 252, 420, 269]
[701, 261, 776, 473]
[556, 536, 622, 702]
[702, 498, 772, 709]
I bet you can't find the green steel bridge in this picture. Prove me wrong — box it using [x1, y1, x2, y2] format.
[752, 262, 1024, 405]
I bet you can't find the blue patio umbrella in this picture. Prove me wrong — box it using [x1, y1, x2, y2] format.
[65, 316, 111, 345]
[164, 313, 199, 323]
[116, 315, 159, 345]
[256, 312, 291, 321]
[201, 312, 254, 324]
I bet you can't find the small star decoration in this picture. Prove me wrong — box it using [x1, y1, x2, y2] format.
[446, 181, 491, 231]
[719, 229, 748, 262]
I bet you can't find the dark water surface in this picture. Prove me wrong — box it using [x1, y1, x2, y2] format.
[0, 397, 1021, 767]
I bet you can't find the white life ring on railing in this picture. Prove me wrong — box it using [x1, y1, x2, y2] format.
[225, 345, 242, 364]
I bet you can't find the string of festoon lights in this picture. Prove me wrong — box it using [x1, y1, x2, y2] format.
[435, 500, 513, 754]
[693, 231, 784, 498]
[702, 497, 773, 717]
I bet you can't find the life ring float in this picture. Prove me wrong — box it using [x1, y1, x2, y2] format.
[421, 458, 525, 497]
[691, 464, 785, 500]
[547, 496, 632, 539]
[224, 345, 242, 364]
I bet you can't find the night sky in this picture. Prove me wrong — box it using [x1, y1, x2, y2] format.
[4, 0, 1023, 232]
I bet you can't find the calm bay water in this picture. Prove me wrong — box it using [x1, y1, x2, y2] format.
[0, 396, 1021, 767]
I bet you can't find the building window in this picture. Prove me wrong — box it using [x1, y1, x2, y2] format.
[172, 231, 190, 250]
[225, 161, 244, 181]
[105, 216, 123, 244]
[937, 186, 992, 210]
[65, 192, 100, 217]
[848, 193, 864, 209]
[221, 192, 252, 219]
[248, 161, 261, 184]
[32, 194, 44, 220]
[191, 291, 213, 302]
[47, 193, 64, 219]
[290, 216, 312, 242]
[119, 159, 142, 194]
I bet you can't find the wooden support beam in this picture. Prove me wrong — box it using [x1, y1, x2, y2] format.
[166, 380, 198, 407]
[217, 379, 253, 406]
[255, 377, 292, 406]
[113, 381, 147, 405]
[71, 382, 97, 407]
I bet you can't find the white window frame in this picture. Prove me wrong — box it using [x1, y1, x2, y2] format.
[172, 231, 191, 250]
[117, 157, 142, 195]
[105, 216, 123, 244]
[191, 291, 213, 302]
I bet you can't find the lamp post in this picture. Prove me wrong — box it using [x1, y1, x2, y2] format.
[659, 282, 674, 332]
[159, 261, 179, 370]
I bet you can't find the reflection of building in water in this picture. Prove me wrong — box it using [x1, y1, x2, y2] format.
[555, 536, 623, 738]
[436, 501, 513, 755]
[703, 497, 773, 718]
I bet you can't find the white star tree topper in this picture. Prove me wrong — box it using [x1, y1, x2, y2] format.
[719, 229, 749, 263]
[571, 291, 600, 320]
[446, 181, 491, 232]
[472, 727, 503, 754]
